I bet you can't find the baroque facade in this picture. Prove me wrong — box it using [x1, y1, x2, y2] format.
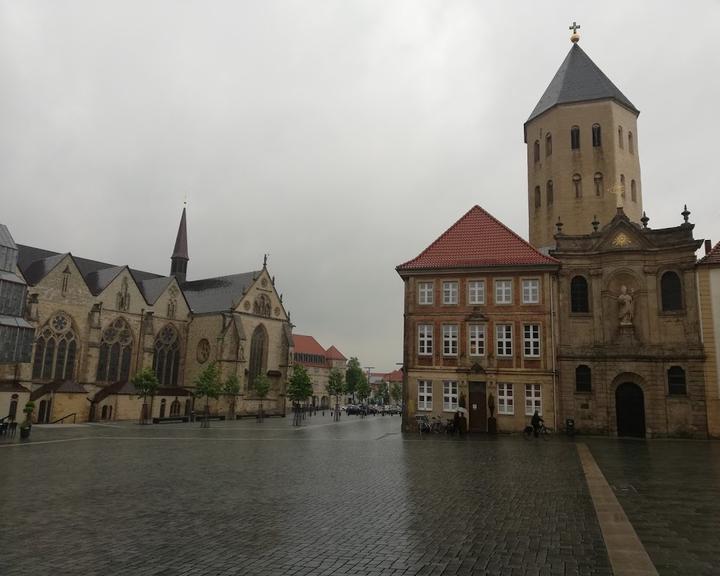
[0, 208, 294, 423]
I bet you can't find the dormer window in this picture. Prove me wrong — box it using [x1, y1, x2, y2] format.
[570, 126, 580, 150]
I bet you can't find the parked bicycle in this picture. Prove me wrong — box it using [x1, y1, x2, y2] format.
[523, 422, 551, 440]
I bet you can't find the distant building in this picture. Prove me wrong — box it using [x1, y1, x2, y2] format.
[291, 335, 347, 409]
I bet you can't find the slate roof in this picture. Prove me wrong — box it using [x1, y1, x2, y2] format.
[181, 271, 259, 314]
[698, 242, 720, 265]
[396, 205, 559, 272]
[84, 265, 125, 295]
[30, 380, 88, 401]
[526, 43, 638, 126]
[325, 345, 346, 361]
[138, 276, 174, 305]
[172, 207, 189, 260]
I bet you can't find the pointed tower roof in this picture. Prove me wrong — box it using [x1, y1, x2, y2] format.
[172, 207, 189, 260]
[396, 205, 558, 272]
[526, 43, 638, 126]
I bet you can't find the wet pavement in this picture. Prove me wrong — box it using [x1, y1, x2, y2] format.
[0, 414, 717, 575]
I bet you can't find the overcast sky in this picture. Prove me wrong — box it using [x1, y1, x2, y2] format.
[2, 1, 719, 371]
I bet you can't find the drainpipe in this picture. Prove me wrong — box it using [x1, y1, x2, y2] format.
[550, 272, 558, 430]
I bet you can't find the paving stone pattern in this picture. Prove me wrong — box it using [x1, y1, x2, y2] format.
[2, 416, 612, 576]
[586, 438, 720, 576]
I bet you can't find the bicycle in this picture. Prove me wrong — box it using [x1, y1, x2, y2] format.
[523, 423, 551, 440]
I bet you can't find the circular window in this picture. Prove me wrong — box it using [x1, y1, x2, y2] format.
[197, 339, 211, 364]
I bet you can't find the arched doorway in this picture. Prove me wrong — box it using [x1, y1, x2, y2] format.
[616, 382, 645, 438]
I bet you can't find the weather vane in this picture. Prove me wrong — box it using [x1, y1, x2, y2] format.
[569, 21, 581, 43]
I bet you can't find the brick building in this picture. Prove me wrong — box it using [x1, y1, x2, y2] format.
[397, 206, 559, 433]
[291, 334, 347, 409]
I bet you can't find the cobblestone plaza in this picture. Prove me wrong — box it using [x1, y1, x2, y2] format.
[2, 416, 719, 576]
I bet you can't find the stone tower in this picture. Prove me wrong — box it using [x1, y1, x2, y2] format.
[525, 30, 642, 250]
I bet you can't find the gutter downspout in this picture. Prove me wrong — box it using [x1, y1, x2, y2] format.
[550, 272, 558, 430]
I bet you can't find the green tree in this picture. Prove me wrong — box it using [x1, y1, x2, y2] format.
[287, 364, 313, 426]
[326, 368, 345, 422]
[357, 372, 370, 404]
[390, 382, 402, 405]
[345, 357, 363, 401]
[253, 374, 271, 423]
[194, 363, 222, 428]
[132, 367, 160, 424]
[223, 373, 241, 420]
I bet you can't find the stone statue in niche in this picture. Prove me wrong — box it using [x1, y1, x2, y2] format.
[253, 294, 272, 317]
[617, 285, 634, 326]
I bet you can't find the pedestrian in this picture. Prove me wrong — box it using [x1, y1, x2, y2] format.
[531, 410, 544, 438]
[453, 410, 461, 436]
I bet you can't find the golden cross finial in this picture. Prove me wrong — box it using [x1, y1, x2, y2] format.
[569, 21, 581, 43]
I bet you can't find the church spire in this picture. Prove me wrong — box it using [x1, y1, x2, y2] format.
[170, 206, 189, 283]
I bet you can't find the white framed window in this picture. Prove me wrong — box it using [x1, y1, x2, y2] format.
[443, 381, 458, 411]
[496, 323, 513, 357]
[418, 324, 433, 356]
[523, 324, 540, 357]
[442, 281, 458, 305]
[468, 280, 485, 305]
[495, 279, 513, 304]
[442, 324, 458, 356]
[498, 383, 514, 415]
[418, 281, 434, 305]
[418, 380, 432, 411]
[522, 279, 540, 304]
[468, 324, 486, 356]
[525, 384, 542, 416]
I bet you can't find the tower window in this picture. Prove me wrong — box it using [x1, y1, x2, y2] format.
[570, 276, 589, 313]
[620, 174, 626, 199]
[571, 126, 580, 150]
[592, 124, 602, 147]
[546, 180, 554, 207]
[661, 271, 683, 311]
[572, 174, 582, 198]
[533, 141, 540, 163]
[618, 126, 624, 149]
[594, 173, 604, 197]
[631, 180, 637, 202]
[628, 131, 634, 154]
[534, 186, 541, 209]
[545, 133, 552, 156]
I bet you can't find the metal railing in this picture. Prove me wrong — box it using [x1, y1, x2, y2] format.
[51, 413, 77, 424]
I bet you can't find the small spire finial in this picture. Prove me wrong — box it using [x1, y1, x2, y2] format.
[556, 217, 564, 234]
[263, 254, 268, 268]
[682, 205, 691, 224]
[569, 21, 581, 43]
[641, 211, 649, 229]
[592, 215, 599, 232]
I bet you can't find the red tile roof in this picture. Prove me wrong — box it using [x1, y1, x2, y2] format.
[396, 205, 559, 272]
[325, 345, 346, 361]
[292, 335, 327, 356]
[383, 369, 403, 383]
[698, 241, 720, 265]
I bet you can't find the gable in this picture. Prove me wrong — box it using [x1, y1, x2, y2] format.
[152, 279, 191, 321]
[234, 268, 288, 321]
[593, 221, 651, 253]
[31, 254, 92, 299]
[96, 268, 145, 314]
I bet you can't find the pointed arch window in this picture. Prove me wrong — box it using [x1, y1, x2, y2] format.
[32, 313, 77, 380]
[631, 180, 637, 202]
[661, 271, 683, 311]
[570, 126, 580, 150]
[594, 172, 604, 197]
[533, 140, 540, 163]
[546, 180, 554, 207]
[570, 276, 589, 313]
[248, 324, 268, 389]
[153, 324, 180, 386]
[96, 317, 134, 383]
[618, 126, 624, 149]
[628, 131, 634, 154]
[534, 186, 541, 209]
[545, 133, 552, 156]
[572, 173, 582, 198]
[576, 365, 592, 393]
[592, 124, 602, 147]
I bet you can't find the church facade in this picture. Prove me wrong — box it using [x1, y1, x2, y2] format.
[0, 208, 294, 424]
[399, 30, 716, 438]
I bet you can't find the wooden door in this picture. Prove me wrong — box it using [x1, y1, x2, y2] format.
[469, 382, 487, 432]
